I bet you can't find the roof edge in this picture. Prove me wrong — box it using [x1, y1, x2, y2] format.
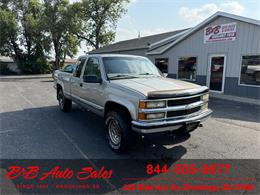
[89, 46, 149, 54]
[147, 11, 260, 55]
[149, 29, 190, 50]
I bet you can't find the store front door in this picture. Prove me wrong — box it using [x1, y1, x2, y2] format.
[208, 55, 226, 92]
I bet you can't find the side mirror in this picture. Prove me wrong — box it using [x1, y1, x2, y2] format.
[83, 75, 102, 83]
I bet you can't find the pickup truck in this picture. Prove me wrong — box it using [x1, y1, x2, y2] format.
[54, 54, 212, 152]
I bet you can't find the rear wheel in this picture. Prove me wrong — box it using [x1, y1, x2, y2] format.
[105, 110, 132, 153]
[58, 89, 72, 112]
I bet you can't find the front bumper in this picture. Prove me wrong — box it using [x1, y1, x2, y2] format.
[132, 109, 212, 134]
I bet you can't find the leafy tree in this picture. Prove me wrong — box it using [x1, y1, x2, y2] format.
[43, 0, 80, 69]
[0, 0, 51, 73]
[77, 0, 129, 49]
[0, 0, 130, 73]
[0, 3, 21, 57]
[21, 0, 51, 56]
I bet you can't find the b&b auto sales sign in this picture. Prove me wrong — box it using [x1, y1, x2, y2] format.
[204, 22, 237, 43]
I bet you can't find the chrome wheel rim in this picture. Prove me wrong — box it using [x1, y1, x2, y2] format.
[108, 119, 121, 145]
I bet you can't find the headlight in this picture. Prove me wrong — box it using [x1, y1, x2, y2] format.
[138, 112, 165, 120]
[139, 100, 166, 109]
[201, 94, 209, 102]
[146, 113, 165, 119]
[201, 103, 208, 110]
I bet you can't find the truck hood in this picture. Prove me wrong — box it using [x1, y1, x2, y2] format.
[111, 77, 207, 98]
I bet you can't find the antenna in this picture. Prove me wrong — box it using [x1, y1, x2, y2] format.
[138, 31, 141, 39]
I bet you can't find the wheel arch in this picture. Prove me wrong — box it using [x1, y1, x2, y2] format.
[104, 101, 134, 121]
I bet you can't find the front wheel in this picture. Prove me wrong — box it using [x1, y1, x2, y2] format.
[105, 110, 132, 153]
[58, 89, 72, 112]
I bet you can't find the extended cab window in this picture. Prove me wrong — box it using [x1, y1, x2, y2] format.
[74, 58, 86, 77]
[84, 57, 101, 79]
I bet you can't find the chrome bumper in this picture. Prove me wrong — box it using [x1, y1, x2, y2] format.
[132, 109, 212, 134]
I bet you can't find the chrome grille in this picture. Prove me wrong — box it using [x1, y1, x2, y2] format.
[167, 106, 201, 118]
[138, 92, 209, 122]
[167, 96, 201, 107]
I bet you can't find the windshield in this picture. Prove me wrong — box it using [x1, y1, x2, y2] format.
[102, 56, 162, 80]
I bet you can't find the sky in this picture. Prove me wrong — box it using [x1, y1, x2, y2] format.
[72, 0, 260, 56]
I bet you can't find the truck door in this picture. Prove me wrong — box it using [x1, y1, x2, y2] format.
[70, 57, 87, 100]
[61, 64, 75, 95]
[80, 57, 104, 111]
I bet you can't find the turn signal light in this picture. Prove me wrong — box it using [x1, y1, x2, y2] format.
[139, 101, 146, 109]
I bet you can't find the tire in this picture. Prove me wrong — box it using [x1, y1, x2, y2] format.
[58, 89, 72, 112]
[105, 110, 133, 153]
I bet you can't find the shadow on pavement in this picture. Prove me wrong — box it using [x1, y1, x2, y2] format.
[0, 104, 188, 160]
[0, 104, 188, 193]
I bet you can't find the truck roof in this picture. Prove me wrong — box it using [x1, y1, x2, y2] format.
[77, 53, 147, 59]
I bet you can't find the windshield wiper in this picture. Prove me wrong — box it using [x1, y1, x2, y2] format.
[109, 74, 138, 80]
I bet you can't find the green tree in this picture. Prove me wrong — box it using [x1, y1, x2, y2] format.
[1, 0, 130, 72]
[21, 0, 51, 57]
[0, 0, 51, 74]
[43, 0, 80, 69]
[77, 0, 129, 49]
[0, 2, 21, 58]
[20, 0, 52, 73]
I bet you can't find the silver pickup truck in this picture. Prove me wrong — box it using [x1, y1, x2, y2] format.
[54, 54, 212, 152]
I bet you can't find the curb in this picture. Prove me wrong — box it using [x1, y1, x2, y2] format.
[0, 74, 52, 80]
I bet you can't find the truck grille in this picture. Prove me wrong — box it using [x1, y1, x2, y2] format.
[167, 107, 201, 118]
[139, 91, 208, 121]
[167, 96, 201, 107]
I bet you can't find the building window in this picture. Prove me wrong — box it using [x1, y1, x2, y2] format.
[178, 57, 197, 81]
[240, 55, 260, 86]
[155, 58, 168, 73]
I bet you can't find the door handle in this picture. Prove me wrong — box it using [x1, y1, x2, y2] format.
[80, 83, 83, 87]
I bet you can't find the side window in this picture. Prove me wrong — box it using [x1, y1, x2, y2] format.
[84, 57, 101, 79]
[74, 58, 86, 77]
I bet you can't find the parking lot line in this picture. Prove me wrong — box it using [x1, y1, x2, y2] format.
[55, 124, 120, 193]
[11, 81, 120, 192]
[0, 129, 20, 134]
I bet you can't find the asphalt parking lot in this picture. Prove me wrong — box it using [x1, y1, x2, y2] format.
[1, 77, 260, 194]
[0, 77, 259, 160]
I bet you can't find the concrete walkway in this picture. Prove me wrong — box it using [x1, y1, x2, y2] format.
[210, 92, 260, 106]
